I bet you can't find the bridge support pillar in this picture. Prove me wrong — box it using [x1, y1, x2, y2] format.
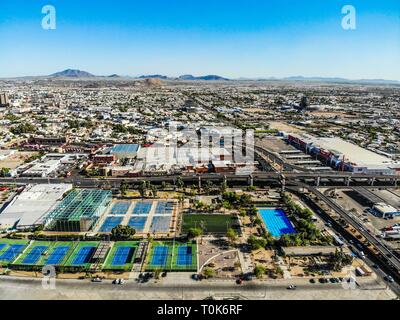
[346, 176, 351, 186]
[249, 175, 254, 187]
[198, 176, 202, 190]
[369, 177, 375, 186]
[394, 179, 398, 187]
[315, 176, 320, 187]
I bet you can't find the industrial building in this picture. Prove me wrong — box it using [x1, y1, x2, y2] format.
[44, 189, 112, 232]
[373, 203, 400, 218]
[110, 144, 140, 159]
[19, 153, 86, 177]
[0, 184, 73, 230]
[287, 133, 400, 175]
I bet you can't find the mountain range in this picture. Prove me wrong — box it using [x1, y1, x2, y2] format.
[5, 69, 399, 85]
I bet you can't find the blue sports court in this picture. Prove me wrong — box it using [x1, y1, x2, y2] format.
[46, 246, 70, 265]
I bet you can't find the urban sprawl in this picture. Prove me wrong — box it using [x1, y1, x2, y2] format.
[0, 74, 400, 300]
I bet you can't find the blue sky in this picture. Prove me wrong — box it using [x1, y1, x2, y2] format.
[0, 0, 399, 79]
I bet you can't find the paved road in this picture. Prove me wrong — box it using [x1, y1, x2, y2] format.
[0, 276, 395, 300]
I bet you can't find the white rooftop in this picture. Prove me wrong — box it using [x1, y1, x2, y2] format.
[0, 184, 72, 229]
[292, 133, 398, 168]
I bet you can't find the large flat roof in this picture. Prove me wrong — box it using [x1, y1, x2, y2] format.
[291, 133, 397, 168]
[0, 184, 72, 228]
[111, 144, 140, 154]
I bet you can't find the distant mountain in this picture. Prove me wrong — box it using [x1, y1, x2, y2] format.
[108, 74, 121, 78]
[50, 69, 95, 78]
[178, 74, 229, 81]
[138, 74, 169, 79]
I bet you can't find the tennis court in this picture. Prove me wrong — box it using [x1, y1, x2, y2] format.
[0, 244, 6, 251]
[128, 216, 147, 232]
[147, 241, 197, 271]
[112, 246, 135, 266]
[99, 216, 124, 232]
[103, 241, 138, 270]
[22, 246, 48, 265]
[176, 246, 193, 266]
[110, 202, 131, 215]
[149, 216, 171, 233]
[150, 245, 169, 267]
[72, 246, 96, 265]
[132, 201, 153, 215]
[45, 245, 71, 265]
[0, 244, 26, 262]
[155, 201, 174, 215]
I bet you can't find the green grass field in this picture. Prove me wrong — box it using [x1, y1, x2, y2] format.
[64, 241, 100, 268]
[103, 241, 139, 271]
[182, 214, 239, 234]
[146, 241, 197, 271]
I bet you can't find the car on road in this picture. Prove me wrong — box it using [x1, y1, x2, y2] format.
[384, 276, 394, 283]
[309, 279, 316, 284]
[91, 277, 102, 283]
[112, 278, 124, 285]
[287, 285, 297, 290]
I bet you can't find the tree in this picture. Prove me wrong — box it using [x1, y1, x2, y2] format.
[176, 177, 184, 191]
[150, 185, 158, 198]
[138, 181, 147, 198]
[220, 181, 228, 194]
[203, 267, 215, 279]
[188, 227, 203, 239]
[247, 236, 267, 251]
[203, 180, 213, 195]
[254, 265, 266, 279]
[226, 228, 237, 245]
[0, 168, 10, 177]
[111, 225, 136, 240]
[120, 180, 128, 197]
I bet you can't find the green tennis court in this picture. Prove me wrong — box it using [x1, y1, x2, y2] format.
[103, 241, 138, 271]
[146, 241, 197, 271]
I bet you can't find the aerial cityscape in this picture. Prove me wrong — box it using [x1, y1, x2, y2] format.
[0, 0, 400, 306]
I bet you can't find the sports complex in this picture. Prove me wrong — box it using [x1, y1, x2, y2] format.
[0, 238, 197, 273]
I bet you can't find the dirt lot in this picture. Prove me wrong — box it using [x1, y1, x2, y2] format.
[0, 151, 39, 169]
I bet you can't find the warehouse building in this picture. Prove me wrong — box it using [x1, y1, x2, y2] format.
[110, 144, 140, 159]
[373, 203, 400, 218]
[0, 184, 73, 230]
[287, 133, 400, 175]
[44, 189, 112, 232]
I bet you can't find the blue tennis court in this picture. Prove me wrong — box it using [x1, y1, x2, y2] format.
[150, 216, 171, 233]
[133, 202, 152, 215]
[150, 246, 169, 266]
[155, 201, 174, 215]
[111, 246, 134, 266]
[72, 246, 96, 265]
[46, 246, 70, 265]
[258, 208, 296, 237]
[111, 202, 131, 215]
[0, 244, 25, 262]
[176, 246, 193, 266]
[22, 246, 48, 265]
[100, 216, 124, 232]
[0, 244, 6, 251]
[128, 216, 147, 232]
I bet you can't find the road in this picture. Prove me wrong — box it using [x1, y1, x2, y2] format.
[0, 276, 395, 300]
[288, 184, 400, 295]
